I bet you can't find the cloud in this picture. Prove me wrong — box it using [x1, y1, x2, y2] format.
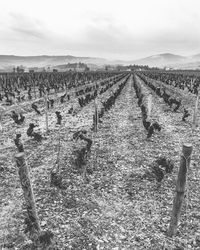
[8, 12, 46, 39]
[78, 17, 135, 52]
[0, 0, 200, 59]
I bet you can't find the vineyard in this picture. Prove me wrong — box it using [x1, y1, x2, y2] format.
[0, 70, 200, 249]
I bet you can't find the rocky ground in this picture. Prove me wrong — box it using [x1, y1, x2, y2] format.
[0, 74, 200, 249]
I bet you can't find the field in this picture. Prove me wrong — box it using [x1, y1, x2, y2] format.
[0, 71, 200, 249]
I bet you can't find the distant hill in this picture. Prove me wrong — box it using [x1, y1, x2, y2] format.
[130, 53, 187, 67]
[0, 55, 109, 71]
[1, 53, 200, 71]
[191, 53, 200, 60]
[127, 53, 200, 69]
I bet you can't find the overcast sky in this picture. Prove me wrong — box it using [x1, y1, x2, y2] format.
[0, 0, 200, 60]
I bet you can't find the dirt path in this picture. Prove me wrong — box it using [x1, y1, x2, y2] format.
[79, 74, 200, 249]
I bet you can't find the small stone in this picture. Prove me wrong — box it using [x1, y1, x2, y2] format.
[41, 220, 47, 226]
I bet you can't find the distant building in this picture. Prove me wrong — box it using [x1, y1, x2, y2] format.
[164, 67, 173, 71]
[105, 65, 117, 71]
[14, 66, 25, 73]
[65, 62, 89, 72]
[29, 67, 40, 73]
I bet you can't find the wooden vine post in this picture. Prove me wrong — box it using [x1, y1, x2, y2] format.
[168, 143, 193, 237]
[0, 117, 2, 131]
[147, 94, 152, 118]
[45, 91, 49, 133]
[0, 106, 5, 131]
[15, 153, 41, 235]
[94, 82, 99, 132]
[94, 99, 98, 132]
[34, 80, 36, 99]
[192, 93, 199, 131]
